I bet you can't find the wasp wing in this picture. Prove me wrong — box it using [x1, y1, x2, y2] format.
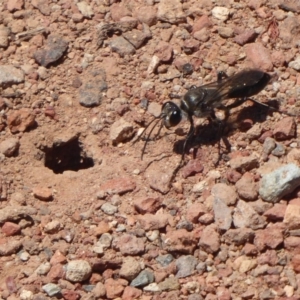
[197, 69, 271, 109]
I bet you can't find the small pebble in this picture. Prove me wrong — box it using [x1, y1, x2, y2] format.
[212, 7, 230, 21]
[259, 163, 300, 203]
[130, 269, 155, 287]
[65, 260, 92, 282]
[271, 143, 286, 157]
[42, 283, 61, 297]
[156, 254, 174, 267]
[263, 137, 276, 155]
[19, 290, 33, 300]
[18, 250, 30, 261]
[101, 203, 118, 215]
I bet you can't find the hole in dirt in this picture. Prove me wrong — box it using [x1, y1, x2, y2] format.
[43, 137, 94, 174]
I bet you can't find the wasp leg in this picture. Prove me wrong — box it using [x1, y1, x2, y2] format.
[217, 97, 246, 111]
[169, 117, 195, 186]
[219, 97, 283, 117]
[217, 71, 229, 82]
[247, 97, 272, 108]
[169, 93, 181, 99]
[207, 110, 231, 165]
[220, 97, 273, 111]
[181, 116, 195, 162]
[152, 119, 165, 140]
[245, 98, 296, 117]
[169, 117, 195, 185]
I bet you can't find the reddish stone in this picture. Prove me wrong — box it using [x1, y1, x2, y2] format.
[211, 183, 237, 206]
[284, 236, 300, 254]
[91, 221, 110, 236]
[257, 250, 278, 266]
[33, 34, 68, 67]
[284, 204, 300, 230]
[2, 222, 21, 236]
[0, 137, 19, 157]
[163, 229, 198, 254]
[110, 3, 131, 21]
[7, 0, 24, 12]
[99, 177, 136, 195]
[61, 289, 80, 300]
[199, 225, 220, 254]
[234, 29, 257, 46]
[287, 149, 300, 165]
[89, 273, 102, 284]
[271, 50, 286, 67]
[32, 186, 53, 201]
[229, 155, 259, 172]
[217, 286, 231, 300]
[47, 264, 65, 282]
[7, 108, 36, 133]
[275, 297, 299, 300]
[105, 278, 127, 299]
[173, 57, 188, 72]
[154, 41, 173, 62]
[183, 39, 200, 53]
[134, 197, 163, 214]
[248, 0, 262, 9]
[244, 42, 273, 71]
[217, 267, 233, 279]
[242, 243, 258, 256]
[135, 6, 157, 26]
[154, 270, 168, 283]
[263, 274, 280, 286]
[235, 172, 258, 201]
[258, 130, 273, 143]
[223, 228, 255, 246]
[122, 286, 142, 300]
[254, 225, 284, 251]
[5, 276, 17, 294]
[181, 159, 204, 178]
[72, 13, 84, 23]
[290, 198, 300, 206]
[115, 234, 145, 255]
[233, 200, 266, 230]
[93, 281, 106, 298]
[0, 237, 22, 255]
[192, 15, 212, 33]
[119, 257, 141, 281]
[44, 106, 56, 119]
[137, 213, 169, 231]
[199, 213, 214, 225]
[226, 169, 242, 183]
[291, 254, 300, 273]
[186, 203, 206, 223]
[50, 250, 67, 265]
[273, 117, 296, 140]
[102, 269, 114, 280]
[264, 203, 287, 221]
[241, 288, 257, 299]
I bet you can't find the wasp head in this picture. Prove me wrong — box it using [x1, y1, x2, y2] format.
[161, 101, 182, 129]
[137, 101, 182, 159]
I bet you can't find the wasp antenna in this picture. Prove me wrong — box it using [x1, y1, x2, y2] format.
[133, 115, 159, 146]
[141, 116, 164, 160]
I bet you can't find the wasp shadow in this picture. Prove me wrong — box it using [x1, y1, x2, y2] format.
[172, 99, 280, 157]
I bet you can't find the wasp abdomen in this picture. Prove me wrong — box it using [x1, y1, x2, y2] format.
[227, 70, 271, 99]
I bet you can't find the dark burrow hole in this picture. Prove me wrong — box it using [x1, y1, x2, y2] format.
[43, 137, 94, 174]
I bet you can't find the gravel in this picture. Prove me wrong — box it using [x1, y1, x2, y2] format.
[1, 0, 300, 299]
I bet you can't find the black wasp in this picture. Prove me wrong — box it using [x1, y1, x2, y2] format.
[139, 69, 271, 161]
